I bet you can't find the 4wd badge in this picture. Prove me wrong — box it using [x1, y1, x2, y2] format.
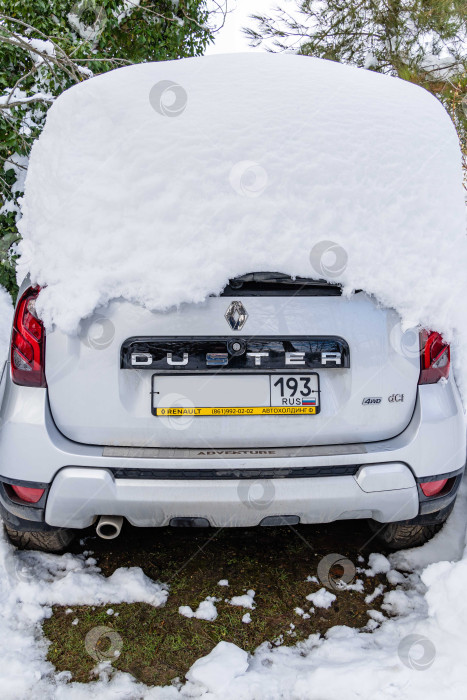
[362, 397, 382, 405]
[225, 301, 248, 331]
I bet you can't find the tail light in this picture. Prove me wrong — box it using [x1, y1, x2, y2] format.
[10, 484, 45, 503]
[11, 287, 46, 387]
[420, 479, 448, 497]
[419, 330, 450, 385]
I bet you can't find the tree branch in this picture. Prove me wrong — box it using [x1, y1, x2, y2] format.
[0, 96, 54, 110]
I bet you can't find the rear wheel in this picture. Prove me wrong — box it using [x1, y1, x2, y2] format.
[369, 503, 454, 550]
[4, 524, 74, 553]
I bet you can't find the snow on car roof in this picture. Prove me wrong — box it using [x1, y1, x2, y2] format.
[17, 53, 467, 391]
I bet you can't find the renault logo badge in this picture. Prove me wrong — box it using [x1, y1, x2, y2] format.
[225, 301, 248, 331]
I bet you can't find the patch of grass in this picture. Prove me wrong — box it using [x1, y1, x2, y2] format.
[43, 521, 392, 686]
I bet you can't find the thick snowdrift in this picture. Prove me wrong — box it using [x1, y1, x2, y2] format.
[17, 54, 467, 385]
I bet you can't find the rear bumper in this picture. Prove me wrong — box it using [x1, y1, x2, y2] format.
[0, 367, 465, 530]
[0, 464, 462, 531]
[45, 462, 421, 528]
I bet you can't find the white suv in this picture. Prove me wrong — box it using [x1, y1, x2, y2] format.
[0, 272, 464, 552]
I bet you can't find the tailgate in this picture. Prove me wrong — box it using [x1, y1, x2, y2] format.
[45, 291, 420, 448]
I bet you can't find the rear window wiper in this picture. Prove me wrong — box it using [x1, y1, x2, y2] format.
[228, 272, 337, 288]
[219, 272, 344, 297]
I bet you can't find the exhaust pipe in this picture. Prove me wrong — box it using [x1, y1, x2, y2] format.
[96, 515, 123, 540]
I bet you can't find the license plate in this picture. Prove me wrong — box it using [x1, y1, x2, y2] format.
[151, 373, 320, 417]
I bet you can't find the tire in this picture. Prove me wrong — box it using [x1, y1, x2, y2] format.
[4, 524, 74, 553]
[368, 503, 454, 551]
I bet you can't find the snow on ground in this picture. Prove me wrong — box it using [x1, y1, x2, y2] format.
[0, 528, 168, 699]
[167, 483, 467, 700]
[186, 641, 249, 694]
[179, 597, 219, 621]
[228, 589, 256, 609]
[365, 585, 385, 605]
[305, 588, 336, 609]
[17, 53, 467, 398]
[6, 554, 168, 610]
[294, 607, 311, 620]
[0, 480, 467, 698]
[364, 553, 392, 576]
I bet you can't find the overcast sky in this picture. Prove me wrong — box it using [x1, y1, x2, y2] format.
[206, 0, 279, 54]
